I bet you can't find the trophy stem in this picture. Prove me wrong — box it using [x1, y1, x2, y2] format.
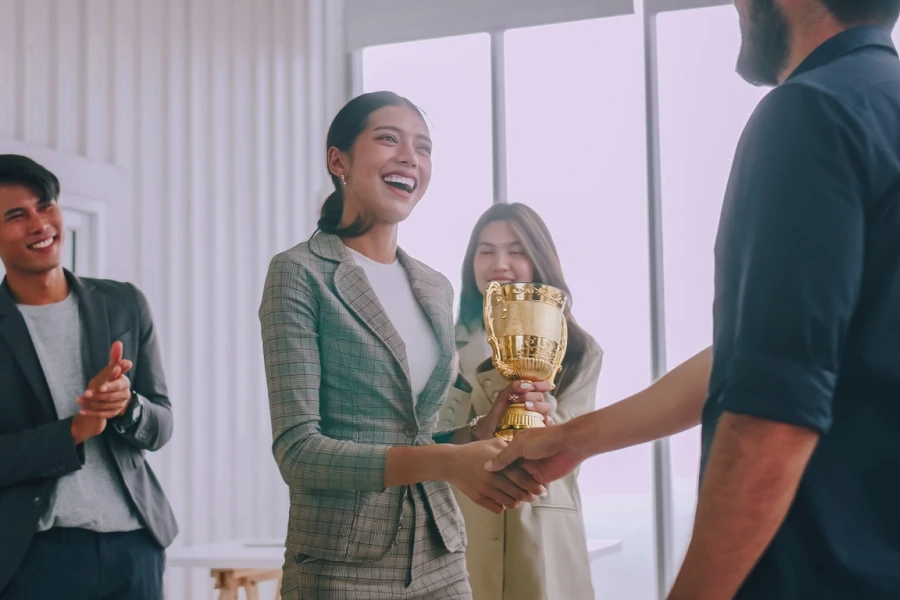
[494, 388, 546, 441]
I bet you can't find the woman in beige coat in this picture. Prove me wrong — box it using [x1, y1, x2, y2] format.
[439, 203, 602, 600]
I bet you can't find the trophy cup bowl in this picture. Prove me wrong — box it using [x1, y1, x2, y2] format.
[483, 281, 568, 442]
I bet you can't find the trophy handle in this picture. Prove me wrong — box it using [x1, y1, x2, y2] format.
[483, 281, 504, 364]
[550, 313, 568, 389]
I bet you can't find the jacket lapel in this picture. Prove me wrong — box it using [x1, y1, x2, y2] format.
[0, 271, 111, 422]
[398, 249, 454, 409]
[67, 273, 111, 382]
[0, 279, 57, 421]
[311, 232, 411, 383]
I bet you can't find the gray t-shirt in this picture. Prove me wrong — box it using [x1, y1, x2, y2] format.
[17, 292, 142, 532]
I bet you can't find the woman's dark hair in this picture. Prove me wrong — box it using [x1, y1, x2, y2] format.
[318, 91, 422, 238]
[458, 203, 592, 395]
[0, 154, 60, 205]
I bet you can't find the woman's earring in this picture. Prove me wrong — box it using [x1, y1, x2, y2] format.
[341, 174, 347, 186]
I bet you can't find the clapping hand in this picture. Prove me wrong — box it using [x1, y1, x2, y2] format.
[70, 342, 132, 444]
[77, 341, 133, 419]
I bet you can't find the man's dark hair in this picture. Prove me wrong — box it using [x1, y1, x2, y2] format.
[820, 0, 900, 26]
[0, 154, 60, 205]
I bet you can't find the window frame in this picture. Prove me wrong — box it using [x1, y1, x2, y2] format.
[343, 0, 636, 50]
[347, 1, 739, 596]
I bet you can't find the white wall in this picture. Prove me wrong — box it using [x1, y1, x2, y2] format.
[0, 0, 346, 597]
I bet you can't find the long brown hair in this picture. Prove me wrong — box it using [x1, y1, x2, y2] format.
[458, 203, 592, 395]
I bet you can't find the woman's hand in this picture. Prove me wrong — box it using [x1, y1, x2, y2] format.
[445, 438, 547, 514]
[475, 380, 554, 441]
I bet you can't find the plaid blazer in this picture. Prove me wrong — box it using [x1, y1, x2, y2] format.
[259, 231, 466, 564]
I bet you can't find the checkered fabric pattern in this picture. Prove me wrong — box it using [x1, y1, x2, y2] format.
[280, 486, 471, 599]
[259, 232, 469, 592]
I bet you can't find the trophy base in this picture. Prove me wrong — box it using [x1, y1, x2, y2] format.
[493, 404, 545, 442]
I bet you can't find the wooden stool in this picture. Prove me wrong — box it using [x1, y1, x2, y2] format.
[211, 568, 282, 600]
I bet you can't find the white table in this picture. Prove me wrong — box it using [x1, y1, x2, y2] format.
[168, 538, 285, 570]
[168, 537, 623, 598]
[587, 538, 623, 562]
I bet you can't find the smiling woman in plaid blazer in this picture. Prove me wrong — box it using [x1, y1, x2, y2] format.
[259, 92, 553, 600]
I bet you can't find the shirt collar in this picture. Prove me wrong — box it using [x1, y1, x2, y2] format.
[787, 25, 898, 81]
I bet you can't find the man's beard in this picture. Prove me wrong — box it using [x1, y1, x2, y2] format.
[736, 0, 791, 86]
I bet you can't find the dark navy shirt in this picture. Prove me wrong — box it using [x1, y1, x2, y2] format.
[702, 26, 900, 599]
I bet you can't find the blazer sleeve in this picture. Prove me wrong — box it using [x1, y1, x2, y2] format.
[108, 284, 174, 451]
[433, 372, 474, 444]
[0, 419, 85, 487]
[259, 255, 390, 492]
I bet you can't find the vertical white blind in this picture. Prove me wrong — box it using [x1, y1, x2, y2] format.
[1, 0, 346, 597]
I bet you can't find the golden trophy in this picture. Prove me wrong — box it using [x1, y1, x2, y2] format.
[483, 281, 568, 441]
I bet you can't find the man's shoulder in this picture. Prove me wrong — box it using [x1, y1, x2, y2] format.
[77, 276, 145, 308]
[746, 81, 838, 129]
[734, 78, 857, 167]
[267, 239, 328, 274]
[80, 276, 135, 295]
[759, 49, 900, 131]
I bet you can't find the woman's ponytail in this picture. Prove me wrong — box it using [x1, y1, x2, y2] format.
[317, 187, 344, 233]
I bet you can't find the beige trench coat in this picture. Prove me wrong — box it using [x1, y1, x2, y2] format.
[438, 324, 602, 600]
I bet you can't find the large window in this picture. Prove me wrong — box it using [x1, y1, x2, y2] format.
[362, 34, 494, 306]
[353, 2, 790, 598]
[656, 5, 769, 568]
[505, 15, 655, 600]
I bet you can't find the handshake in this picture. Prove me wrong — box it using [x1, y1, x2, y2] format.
[443, 380, 586, 514]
